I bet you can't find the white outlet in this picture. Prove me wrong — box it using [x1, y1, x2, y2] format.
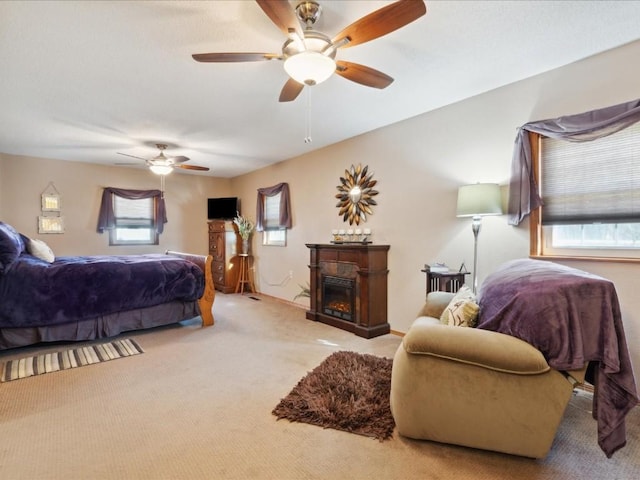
[289, 270, 293, 279]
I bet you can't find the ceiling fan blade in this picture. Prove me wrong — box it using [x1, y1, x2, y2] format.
[335, 61, 394, 89]
[255, 0, 304, 39]
[332, 0, 426, 49]
[192, 52, 280, 63]
[279, 78, 304, 102]
[176, 164, 210, 171]
[116, 152, 148, 161]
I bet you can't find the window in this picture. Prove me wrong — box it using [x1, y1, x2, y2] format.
[110, 195, 158, 246]
[262, 192, 286, 246]
[256, 182, 292, 247]
[533, 120, 640, 259]
[97, 187, 166, 245]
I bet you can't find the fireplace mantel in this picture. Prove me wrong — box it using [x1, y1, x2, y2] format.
[306, 243, 390, 339]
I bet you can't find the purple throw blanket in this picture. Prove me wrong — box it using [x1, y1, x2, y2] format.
[0, 253, 204, 328]
[476, 259, 638, 458]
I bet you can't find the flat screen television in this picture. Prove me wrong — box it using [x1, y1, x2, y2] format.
[207, 197, 239, 220]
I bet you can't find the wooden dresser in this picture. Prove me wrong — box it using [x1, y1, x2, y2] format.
[208, 220, 241, 293]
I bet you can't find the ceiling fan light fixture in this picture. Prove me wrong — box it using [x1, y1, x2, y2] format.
[149, 164, 173, 175]
[284, 51, 335, 86]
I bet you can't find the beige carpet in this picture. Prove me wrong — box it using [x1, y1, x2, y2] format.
[0, 294, 638, 479]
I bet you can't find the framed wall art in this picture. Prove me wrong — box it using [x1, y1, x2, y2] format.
[38, 216, 65, 234]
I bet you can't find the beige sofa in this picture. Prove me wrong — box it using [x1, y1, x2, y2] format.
[390, 291, 587, 458]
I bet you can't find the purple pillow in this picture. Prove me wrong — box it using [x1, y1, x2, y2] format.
[0, 222, 25, 273]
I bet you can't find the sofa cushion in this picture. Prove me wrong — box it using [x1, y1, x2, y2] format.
[440, 285, 479, 327]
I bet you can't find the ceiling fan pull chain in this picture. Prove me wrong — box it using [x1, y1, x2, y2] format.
[304, 87, 312, 144]
[160, 173, 166, 197]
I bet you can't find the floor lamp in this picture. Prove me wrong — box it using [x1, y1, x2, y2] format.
[456, 183, 503, 294]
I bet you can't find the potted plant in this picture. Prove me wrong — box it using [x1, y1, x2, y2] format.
[233, 212, 254, 254]
[293, 282, 310, 301]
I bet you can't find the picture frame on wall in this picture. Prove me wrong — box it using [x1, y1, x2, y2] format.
[38, 216, 65, 234]
[41, 193, 61, 212]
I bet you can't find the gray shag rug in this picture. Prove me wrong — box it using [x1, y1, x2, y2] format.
[272, 351, 395, 441]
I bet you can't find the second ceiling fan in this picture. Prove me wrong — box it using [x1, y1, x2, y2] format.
[117, 144, 210, 175]
[192, 0, 427, 102]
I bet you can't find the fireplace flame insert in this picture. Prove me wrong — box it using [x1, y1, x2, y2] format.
[322, 275, 355, 322]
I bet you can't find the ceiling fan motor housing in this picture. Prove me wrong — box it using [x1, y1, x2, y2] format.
[282, 30, 334, 58]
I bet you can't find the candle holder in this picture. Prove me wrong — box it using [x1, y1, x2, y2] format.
[330, 228, 373, 244]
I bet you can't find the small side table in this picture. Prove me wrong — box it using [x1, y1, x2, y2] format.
[235, 254, 256, 294]
[421, 268, 470, 295]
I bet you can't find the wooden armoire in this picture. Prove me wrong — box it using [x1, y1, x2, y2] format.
[208, 220, 241, 293]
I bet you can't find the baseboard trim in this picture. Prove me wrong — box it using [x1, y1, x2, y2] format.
[250, 292, 308, 310]
[246, 293, 406, 337]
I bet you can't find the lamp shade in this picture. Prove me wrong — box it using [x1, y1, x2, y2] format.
[284, 51, 336, 86]
[456, 183, 503, 217]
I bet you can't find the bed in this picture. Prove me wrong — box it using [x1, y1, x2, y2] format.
[0, 221, 215, 350]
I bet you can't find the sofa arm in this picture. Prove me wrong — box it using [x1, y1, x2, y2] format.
[416, 291, 455, 320]
[403, 323, 550, 375]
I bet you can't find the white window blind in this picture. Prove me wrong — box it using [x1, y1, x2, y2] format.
[541, 121, 640, 225]
[114, 196, 154, 228]
[262, 192, 286, 246]
[263, 192, 282, 230]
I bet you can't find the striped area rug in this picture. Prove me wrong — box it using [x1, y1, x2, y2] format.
[0, 338, 144, 382]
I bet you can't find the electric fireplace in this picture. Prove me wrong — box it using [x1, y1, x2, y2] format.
[306, 243, 390, 339]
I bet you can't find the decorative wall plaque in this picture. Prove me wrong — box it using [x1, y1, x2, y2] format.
[335, 164, 379, 225]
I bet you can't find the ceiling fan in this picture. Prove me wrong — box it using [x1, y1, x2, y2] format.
[192, 0, 427, 102]
[116, 144, 210, 175]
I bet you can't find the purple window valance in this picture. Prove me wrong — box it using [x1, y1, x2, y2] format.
[97, 187, 167, 234]
[255, 182, 292, 231]
[508, 98, 640, 226]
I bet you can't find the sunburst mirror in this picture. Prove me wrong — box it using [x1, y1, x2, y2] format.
[335, 164, 379, 225]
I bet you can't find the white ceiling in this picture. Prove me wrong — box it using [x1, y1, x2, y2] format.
[2, 0, 640, 178]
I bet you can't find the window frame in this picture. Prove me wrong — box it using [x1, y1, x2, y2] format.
[262, 229, 287, 247]
[530, 131, 640, 263]
[109, 195, 159, 246]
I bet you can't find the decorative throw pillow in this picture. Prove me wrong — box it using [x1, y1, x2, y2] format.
[27, 238, 55, 263]
[440, 285, 479, 327]
[0, 222, 25, 273]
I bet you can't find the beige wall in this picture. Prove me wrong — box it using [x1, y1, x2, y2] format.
[231, 40, 640, 377]
[0, 154, 230, 256]
[1, 40, 639, 380]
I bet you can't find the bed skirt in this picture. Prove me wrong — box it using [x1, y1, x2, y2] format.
[0, 301, 201, 351]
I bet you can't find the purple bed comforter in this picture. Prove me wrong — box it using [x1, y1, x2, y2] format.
[477, 258, 638, 458]
[0, 253, 204, 328]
